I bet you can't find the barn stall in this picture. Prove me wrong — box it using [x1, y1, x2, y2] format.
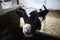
[0, 0, 60, 40]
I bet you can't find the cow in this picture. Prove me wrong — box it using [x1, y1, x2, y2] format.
[16, 5, 49, 38]
[22, 5, 49, 37]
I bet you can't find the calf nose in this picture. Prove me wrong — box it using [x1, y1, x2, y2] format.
[23, 24, 33, 37]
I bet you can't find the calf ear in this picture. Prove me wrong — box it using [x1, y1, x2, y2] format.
[43, 5, 47, 10]
[43, 5, 49, 13]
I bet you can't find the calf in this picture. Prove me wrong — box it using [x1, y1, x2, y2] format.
[17, 5, 49, 37]
[23, 5, 49, 37]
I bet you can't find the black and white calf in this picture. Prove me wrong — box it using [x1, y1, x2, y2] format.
[16, 5, 49, 37]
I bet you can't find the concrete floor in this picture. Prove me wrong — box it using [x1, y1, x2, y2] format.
[40, 10, 60, 37]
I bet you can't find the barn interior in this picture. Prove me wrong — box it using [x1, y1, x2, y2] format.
[0, 0, 60, 40]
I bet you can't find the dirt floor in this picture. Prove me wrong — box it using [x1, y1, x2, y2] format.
[40, 10, 60, 37]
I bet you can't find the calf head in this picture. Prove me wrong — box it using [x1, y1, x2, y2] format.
[16, 6, 49, 37]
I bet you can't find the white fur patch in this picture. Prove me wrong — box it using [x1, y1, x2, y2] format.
[20, 17, 25, 27]
[38, 17, 43, 22]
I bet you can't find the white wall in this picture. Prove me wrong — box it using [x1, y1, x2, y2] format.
[1, 0, 60, 10]
[19, 0, 45, 9]
[46, 0, 60, 10]
[19, 0, 60, 10]
[1, 1, 12, 9]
